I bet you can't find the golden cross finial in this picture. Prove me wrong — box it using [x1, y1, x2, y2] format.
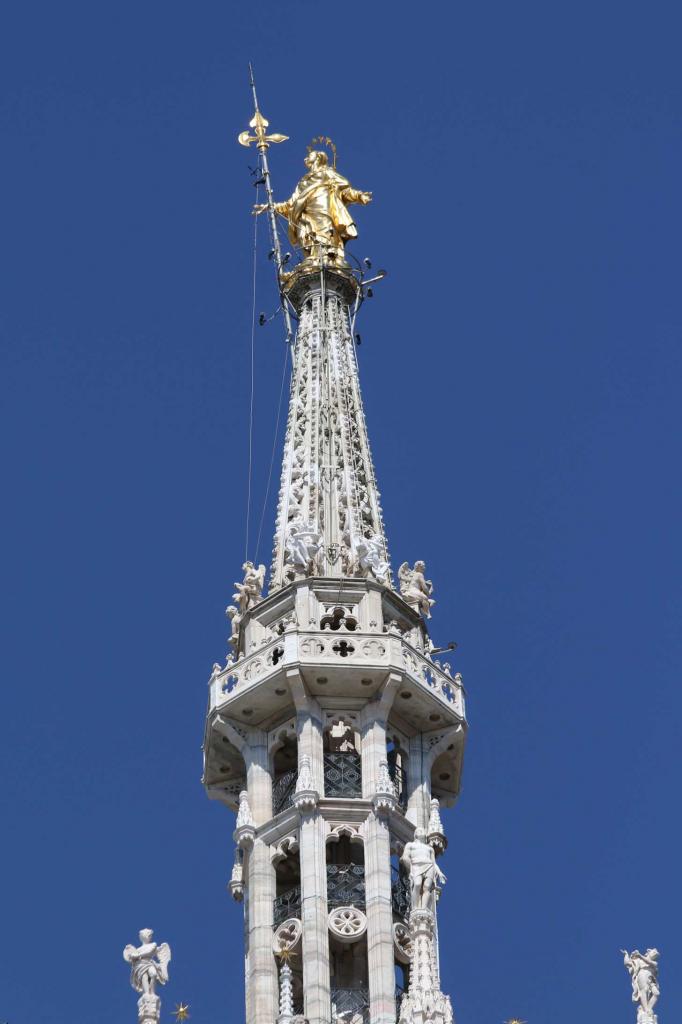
[173, 1003, 191, 1021]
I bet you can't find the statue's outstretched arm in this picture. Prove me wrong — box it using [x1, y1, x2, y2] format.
[340, 186, 372, 206]
[253, 200, 292, 218]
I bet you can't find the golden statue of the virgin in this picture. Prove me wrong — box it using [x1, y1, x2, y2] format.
[255, 149, 371, 264]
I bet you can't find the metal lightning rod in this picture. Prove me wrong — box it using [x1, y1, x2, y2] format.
[238, 63, 294, 345]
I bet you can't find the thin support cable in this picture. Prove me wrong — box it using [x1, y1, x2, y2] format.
[245, 183, 260, 563]
[254, 337, 290, 565]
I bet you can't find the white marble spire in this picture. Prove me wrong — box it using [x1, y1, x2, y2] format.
[269, 271, 392, 590]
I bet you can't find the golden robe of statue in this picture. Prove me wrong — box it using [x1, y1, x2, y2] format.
[257, 150, 371, 263]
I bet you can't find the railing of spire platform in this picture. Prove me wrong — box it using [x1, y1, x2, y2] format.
[323, 751, 362, 798]
[387, 759, 408, 812]
[326, 863, 366, 910]
[272, 767, 298, 815]
[273, 884, 302, 926]
[330, 986, 369, 1023]
[391, 866, 411, 921]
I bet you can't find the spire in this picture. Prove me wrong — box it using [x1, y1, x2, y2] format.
[237, 76, 392, 592]
[268, 262, 392, 588]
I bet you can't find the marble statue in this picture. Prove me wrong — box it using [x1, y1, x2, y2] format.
[233, 561, 266, 615]
[400, 827, 446, 914]
[285, 515, 321, 573]
[225, 604, 242, 647]
[123, 929, 171, 996]
[356, 533, 390, 583]
[398, 560, 435, 618]
[623, 949, 660, 1021]
[256, 149, 371, 264]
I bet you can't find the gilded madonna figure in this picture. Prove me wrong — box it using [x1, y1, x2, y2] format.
[255, 149, 371, 263]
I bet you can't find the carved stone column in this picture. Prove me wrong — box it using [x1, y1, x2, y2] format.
[364, 803, 399, 1024]
[406, 734, 431, 830]
[297, 800, 331, 1024]
[137, 993, 160, 1024]
[244, 739, 277, 1024]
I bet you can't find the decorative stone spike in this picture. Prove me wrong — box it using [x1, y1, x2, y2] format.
[228, 848, 244, 902]
[277, 955, 295, 1023]
[293, 753, 318, 812]
[399, 909, 453, 1024]
[428, 797, 447, 856]
[234, 790, 256, 849]
[373, 758, 398, 815]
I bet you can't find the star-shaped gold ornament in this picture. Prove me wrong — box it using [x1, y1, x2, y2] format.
[505, 1018, 527, 1024]
[173, 1004, 191, 1021]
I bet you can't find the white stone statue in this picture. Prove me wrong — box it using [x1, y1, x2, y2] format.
[123, 929, 171, 996]
[356, 533, 390, 583]
[623, 949, 660, 1022]
[398, 560, 435, 618]
[400, 827, 446, 914]
[284, 515, 321, 573]
[233, 561, 266, 614]
[225, 604, 242, 647]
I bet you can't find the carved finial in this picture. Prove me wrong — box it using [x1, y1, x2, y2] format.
[293, 754, 318, 812]
[277, 954, 295, 1022]
[234, 791, 256, 849]
[428, 797, 447, 856]
[373, 759, 397, 816]
[236, 790, 254, 829]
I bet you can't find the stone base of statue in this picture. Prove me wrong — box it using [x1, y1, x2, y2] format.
[137, 993, 161, 1024]
[398, 909, 453, 1024]
[637, 1012, 657, 1024]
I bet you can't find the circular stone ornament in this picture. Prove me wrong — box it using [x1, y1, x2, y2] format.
[328, 906, 367, 943]
[272, 918, 303, 957]
[393, 921, 413, 964]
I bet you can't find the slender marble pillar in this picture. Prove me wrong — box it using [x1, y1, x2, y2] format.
[299, 807, 331, 1024]
[364, 808, 398, 1024]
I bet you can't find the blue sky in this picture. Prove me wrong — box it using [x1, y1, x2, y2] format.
[1, 1, 680, 1022]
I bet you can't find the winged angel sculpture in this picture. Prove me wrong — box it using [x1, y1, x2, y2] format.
[233, 561, 266, 615]
[622, 949, 660, 1022]
[123, 929, 171, 996]
[398, 560, 435, 618]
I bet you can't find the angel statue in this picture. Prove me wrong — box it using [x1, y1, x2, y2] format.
[233, 561, 266, 615]
[622, 949, 660, 1022]
[123, 929, 171, 997]
[398, 560, 435, 618]
[255, 148, 371, 264]
[400, 827, 446, 915]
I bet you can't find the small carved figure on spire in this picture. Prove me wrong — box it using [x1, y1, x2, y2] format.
[255, 147, 371, 264]
[623, 949, 660, 1023]
[284, 515, 322, 575]
[124, 929, 171, 1023]
[233, 561, 266, 615]
[398, 560, 435, 618]
[356, 533, 391, 584]
[225, 604, 242, 649]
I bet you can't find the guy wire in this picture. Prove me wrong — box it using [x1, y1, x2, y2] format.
[245, 182, 260, 563]
[254, 336, 290, 565]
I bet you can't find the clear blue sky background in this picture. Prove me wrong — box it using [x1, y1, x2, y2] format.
[1, 2, 680, 1022]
